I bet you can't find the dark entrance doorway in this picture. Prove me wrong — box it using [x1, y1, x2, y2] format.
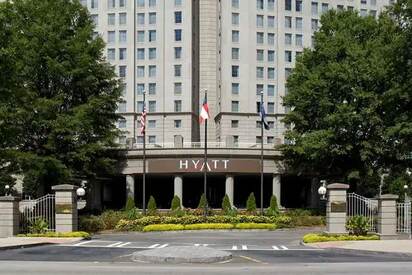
[135, 175, 174, 209]
[233, 175, 272, 208]
[281, 176, 312, 208]
[182, 175, 225, 208]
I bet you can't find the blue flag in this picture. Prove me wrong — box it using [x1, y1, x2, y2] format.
[260, 104, 270, 130]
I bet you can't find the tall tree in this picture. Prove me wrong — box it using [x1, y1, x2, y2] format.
[281, 10, 402, 195]
[0, 0, 121, 197]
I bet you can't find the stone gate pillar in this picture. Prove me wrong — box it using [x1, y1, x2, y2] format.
[0, 196, 20, 237]
[326, 183, 349, 234]
[376, 194, 398, 238]
[52, 184, 78, 233]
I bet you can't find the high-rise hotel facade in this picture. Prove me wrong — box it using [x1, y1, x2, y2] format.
[81, 0, 390, 210]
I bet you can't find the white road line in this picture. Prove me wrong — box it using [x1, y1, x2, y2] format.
[158, 244, 168, 248]
[116, 242, 131, 247]
[107, 242, 123, 247]
[203, 244, 209, 247]
[272, 246, 279, 250]
[241, 245, 248, 250]
[194, 244, 200, 247]
[73, 241, 94, 247]
[232, 245, 238, 250]
[148, 244, 160, 248]
[195, 244, 209, 247]
[280, 245, 289, 250]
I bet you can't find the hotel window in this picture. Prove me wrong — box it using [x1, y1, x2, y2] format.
[268, 33, 275, 45]
[137, 101, 144, 112]
[119, 13, 127, 25]
[268, 16, 275, 28]
[108, 31, 115, 43]
[80, 0, 87, 7]
[118, 101, 127, 113]
[311, 2, 318, 15]
[256, 67, 264, 79]
[232, 66, 239, 77]
[107, 48, 115, 60]
[256, 136, 262, 144]
[137, 66, 145, 77]
[148, 65, 156, 77]
[175, 29, 182, 41]
[267, 102, 275, 114]
[137, 136, 144, 144]
[174, 100, 182, 112]
[148, 136, 156, 144]
[119, 30, 127, 42]
[256, 15, 264, 28]
[231, 101, 239, 112]
[360, 9, 368, 17]
[268, 121, 275, 129]
[285, 16, 292, 28]
[231, 120, 239, 128]
[108, 0, 115, 8]
[371, 0, 376, 5]
[149, 30, 156, 42]
[119, 0, 126, 7]
[347, 6, 354, 11]
[91, 15, 98, 26]
[148, 83, 156, 95]
[232, 83, 239, 95]
[268, 0, 275, 10]
[174, 65, 182, 77]
[137, 13, 145, 25]
[119, 66, 126, 78]
[108, 13, 115, 25]
[296, 17, 303, 30]
[148, 101, 156, 112]
[285, 33, 292, 45]
[256, 84, 264, 95]
[257, 0, 264, 10]
[267, 137, 274, 144]
[296, 0, 303, 12]
[137, 0, 144, 7]
[233, 136, 239, 146]
[337, 5, 344, 11]
[232, 0, 239, 8]
[149, 48, 157, 60]
[148, 120, 156, 128]
[137, 48, 145, 60]
[311, 19, 318, 31]
[256, 121, 262, 128]
[361, 0, 367, 4]
[296, 34, 303, 46]
[174, 82, 182, 95]
[175, 11, 182, 23]
[268, 50, 275, 62]
[370, 10, 377, 18]
[174, 120, 182, 128]
[175, 0, 182, 7]
[137, 84, 145, 95]
[149, 12, 156, 24]
[119, 48, 127, 60]
[137, 31, 145, 42]
[268, 85, 275, 96]
[232, 48, 239, 60]
[285, 0, 292, 11]
[232, 31, 239, 43]
[149, 0, 156, 7]
[90, 0, 98, 8]
[174, 47, 182, 59]
[257, 32, 264, 44]
[285, 51, 292, 62]
[232, 13, 240, 25]
[285, 68, 292, 79]
[118, 119, 127, 128]
[268, 68, 275, 80]
[321, 3, 329, 13]
[119, 136, 126, 144]
[257, 49, 264, 61]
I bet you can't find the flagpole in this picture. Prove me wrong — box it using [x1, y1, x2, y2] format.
[203, 89, 208, 218]
[260, 91, 264, 215]
[142, 91, 146, 215]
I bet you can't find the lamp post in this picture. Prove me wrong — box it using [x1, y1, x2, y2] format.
[4, 185, 10, 196]
[76, 180, 87, 210]
[318, 180, 327, 200]
[404, 184, 409, 203]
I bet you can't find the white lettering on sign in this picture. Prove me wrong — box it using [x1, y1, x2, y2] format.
[178, 159, 230, 171]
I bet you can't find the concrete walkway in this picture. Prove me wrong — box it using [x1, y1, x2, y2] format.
[0, 237, 83, 250]
[307, 240, 412, 254]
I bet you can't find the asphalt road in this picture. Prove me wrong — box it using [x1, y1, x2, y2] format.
[0, 229, 412, 274]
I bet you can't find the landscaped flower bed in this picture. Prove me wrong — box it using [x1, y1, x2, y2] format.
[303, 233, 379, 243]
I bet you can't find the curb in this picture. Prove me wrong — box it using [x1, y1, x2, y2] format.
[0, 242, 52, 251]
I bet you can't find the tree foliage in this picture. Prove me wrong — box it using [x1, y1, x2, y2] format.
[282, 8, 411, 194]
[246, 192, 257, 213]
[0, 0, 121, 197]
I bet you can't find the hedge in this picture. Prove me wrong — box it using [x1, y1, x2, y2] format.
[303, 233, 380, 243]
[184, 223, 234, 230]
[234, 223, 276, 230]
[17, 231, 90, 238]
[143, 224, 184, 232]
[141, 223, 278, 232]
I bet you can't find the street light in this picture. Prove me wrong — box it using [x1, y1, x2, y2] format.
[4, 185, 10, 196]
[404, 184, 409, 203]
[318, 180, 327, 200]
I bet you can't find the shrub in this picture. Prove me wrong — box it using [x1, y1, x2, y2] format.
[125, 208, 142, 220]
[171, 195, 182, 211]
[115, 219, 143, 231]
[197, 193, 208, 209]
[79, 215, 105, 233]
[184, 223, 234, 230]
[125, 197, 135, 212]
[303, 233, 379, 243]
[273, 216, 293, 228]
[29, 218, 49, 234]
[221, 194, 232, 215]
[285, 209, 314, 217]
[265, 195, 279, 216]
[147, 196, 158, 216]
[100, 210, 126, 230]
[246, 192, 257, 213]
[143, 224, 184, 232]
[289, 215, 325, 227]
[234, 223, 276, 230]
[18, 231, 90, 238]
[346, 216, 370, 236]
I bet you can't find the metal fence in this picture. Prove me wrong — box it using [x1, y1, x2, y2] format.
[19, 194, 55, 233]
[347, 193, 378, 232]
[397, 202, 411, 234]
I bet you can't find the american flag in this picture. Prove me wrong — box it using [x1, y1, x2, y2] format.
[140, 105, 147, 134]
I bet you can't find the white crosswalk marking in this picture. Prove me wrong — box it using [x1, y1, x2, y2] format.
[148, 244, 160, 248]
[116, 242, 131, 247]
[194, 244, 200, 247]
[158, 244, 168, 248]
[241, 245, 248, 250]
[231, 245, 238, 250]
[280, 245, 289, 250]
[272, 245, 279, 250]
[73, 240, 94, 247]
[195, 244, 209, 247]
[107, 242, 123, 247]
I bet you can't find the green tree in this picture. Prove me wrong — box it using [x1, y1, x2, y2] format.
[246, 192, 257, 213]
[0, 0, 121, 197]
[197, 193, 208, 209]
[147, 196, 157, 216]
[125, 197, 135, 212]
[282, 10, 401, 195]
[265, 195, 279, 216]
[221, 194, 232, 215]
[171, 195, 182, 211]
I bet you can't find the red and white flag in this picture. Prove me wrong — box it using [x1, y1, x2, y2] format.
[140, 105, 147, 134]
[199, 97, 210, 124]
